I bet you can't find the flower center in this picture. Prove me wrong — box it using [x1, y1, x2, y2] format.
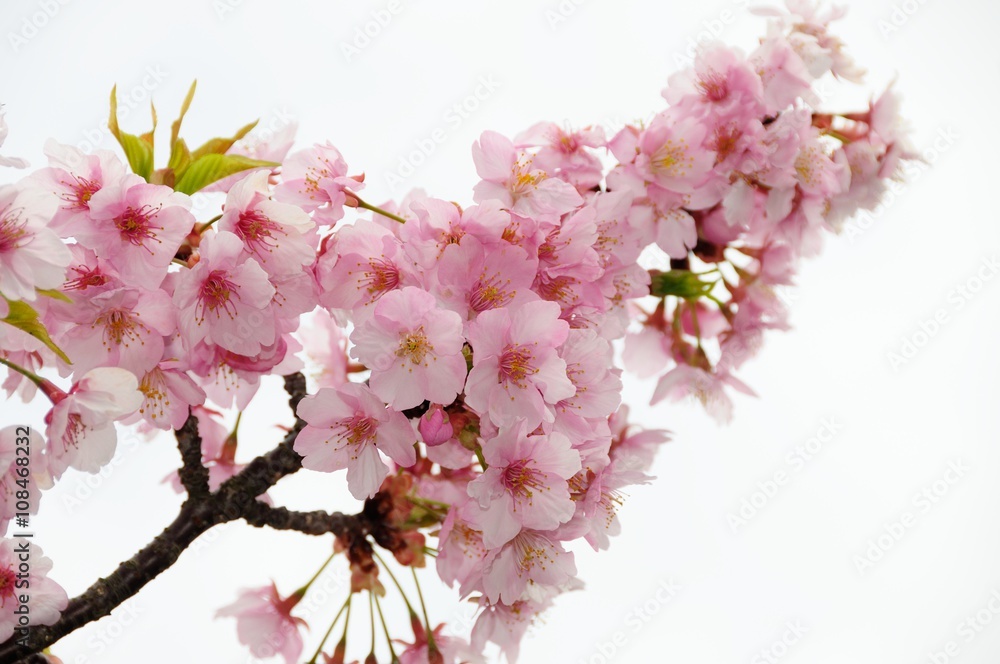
[95, 307, 147, 347]
[696, 71, 729, 102]
[498, 345, 537, 387]
[197, 270, 241, 321]
[60, 175, 101, 211]
[336, 414, 379, 447]
[358, 257, 400, 299]
[114, 204, 162, 248]
[501, 459, 544, 499]
[0, 208, 28, 254]
[469, 273, 514, 312]
[235, 209, 282, 257]
[65, 264, 109, 291]
[651, 138, 694, 178]
[396, 327, 433, 365]
[0, 566, 16, 606]
[138, 368, 168, 421]
[510, 158, 543, 198]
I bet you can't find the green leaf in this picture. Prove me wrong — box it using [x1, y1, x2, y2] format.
[35, 288, 72, 303]
[108, 85, 155, 180]
[190, 119, 258, 161]
[170, 80, 197, 146]
[172, 154, 278, 195]
[2, 299, 72, 364]
[650, 270, 716, 300]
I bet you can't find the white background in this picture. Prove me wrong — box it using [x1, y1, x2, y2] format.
[2, 0, 999, 662]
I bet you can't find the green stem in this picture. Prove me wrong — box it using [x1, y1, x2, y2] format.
[306, 595, 351, 664]
[374, 592, 400, 663]
[474, 446, 488, 471]
[0, 356, 45, 388]
[372, 551, 417, 617]
[199, 213, 222, 232]
[295, 550, 337, 597]
[354, 197, 407, 224]
[411, 568, 437, 650]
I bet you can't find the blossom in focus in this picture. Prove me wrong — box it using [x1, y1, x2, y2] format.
[45, 367, 144, 476]
[294, 382, 417, 499]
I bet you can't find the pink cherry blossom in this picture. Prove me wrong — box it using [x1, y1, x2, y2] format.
[513, 122, 606, 191]
[131, 361, 206, 430]
[80, 175, 194, 288]
[397, 623, 484, 664]
[472, 131, 583, 221]
[0, 185, 71, 301]
[466, 422, 581, 548]
[471, 596, 552, 663]
[480, 528, 577, 604]
[294, 382, 417, 499]
[218, 170, 316, 277]
[56, 286, 175, 376]
[0, 539, 68, 642]
[635, 113, 716, 195]
[45, 367, 144, 476]
[274, 142, 363, 224]
[465, 300, 575, 430]
[174, 231, 277, 357]
[433, 235, 539, 323]
[351, 286, 467, 411]
[216, 583, 307, 664]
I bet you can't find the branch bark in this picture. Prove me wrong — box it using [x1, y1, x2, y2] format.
[0, 373, 345, 664]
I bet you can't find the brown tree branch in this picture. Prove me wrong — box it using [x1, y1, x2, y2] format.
[0, 373, 342, 664]
[174, 412, 210, 500]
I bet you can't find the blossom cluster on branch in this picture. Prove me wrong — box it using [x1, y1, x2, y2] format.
[0, 2, 913, 662]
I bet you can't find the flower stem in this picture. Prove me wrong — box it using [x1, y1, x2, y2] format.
[411, 568, 437, 651]
[354, 197, 407, 224]
[306, 595, 351, 664]
[374, 591, 400, 663]
[294, 550, 337, 598]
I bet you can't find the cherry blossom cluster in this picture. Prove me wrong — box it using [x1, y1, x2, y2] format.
[0, 2, 913, 661]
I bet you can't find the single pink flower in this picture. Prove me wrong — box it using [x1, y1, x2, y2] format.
[0, 185, 71, 301]
[471, 597, 552, 664]
[433, 235, 539, 323]
[435, 506, 488, 596]
[296, 309, 350, 391]
[480, 529, 577, 604]
[514, 122, 606, 191]
[0, 539, 68, 642]
[80, 175, 194, 288]
[23, 141, 127, 235]
[471, 131, 583, 221]
[218, 170, 316, 277]
[55, 286, 175, 376]
[45, 367, 144, 476]
[351, 286, 467, 411]
[216, 583, 307, 664]
[418, 405, 453, 447]
[174, 231, 277, 357]
[274, 142, 363, 224]
[131, 361, 206, 431]
[466, 422, 581, 548]
[294, 382, 417, 499]
[465, 300, 575, 431]
[635, 113, 716, 195]
[316, 218, 414, 315]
